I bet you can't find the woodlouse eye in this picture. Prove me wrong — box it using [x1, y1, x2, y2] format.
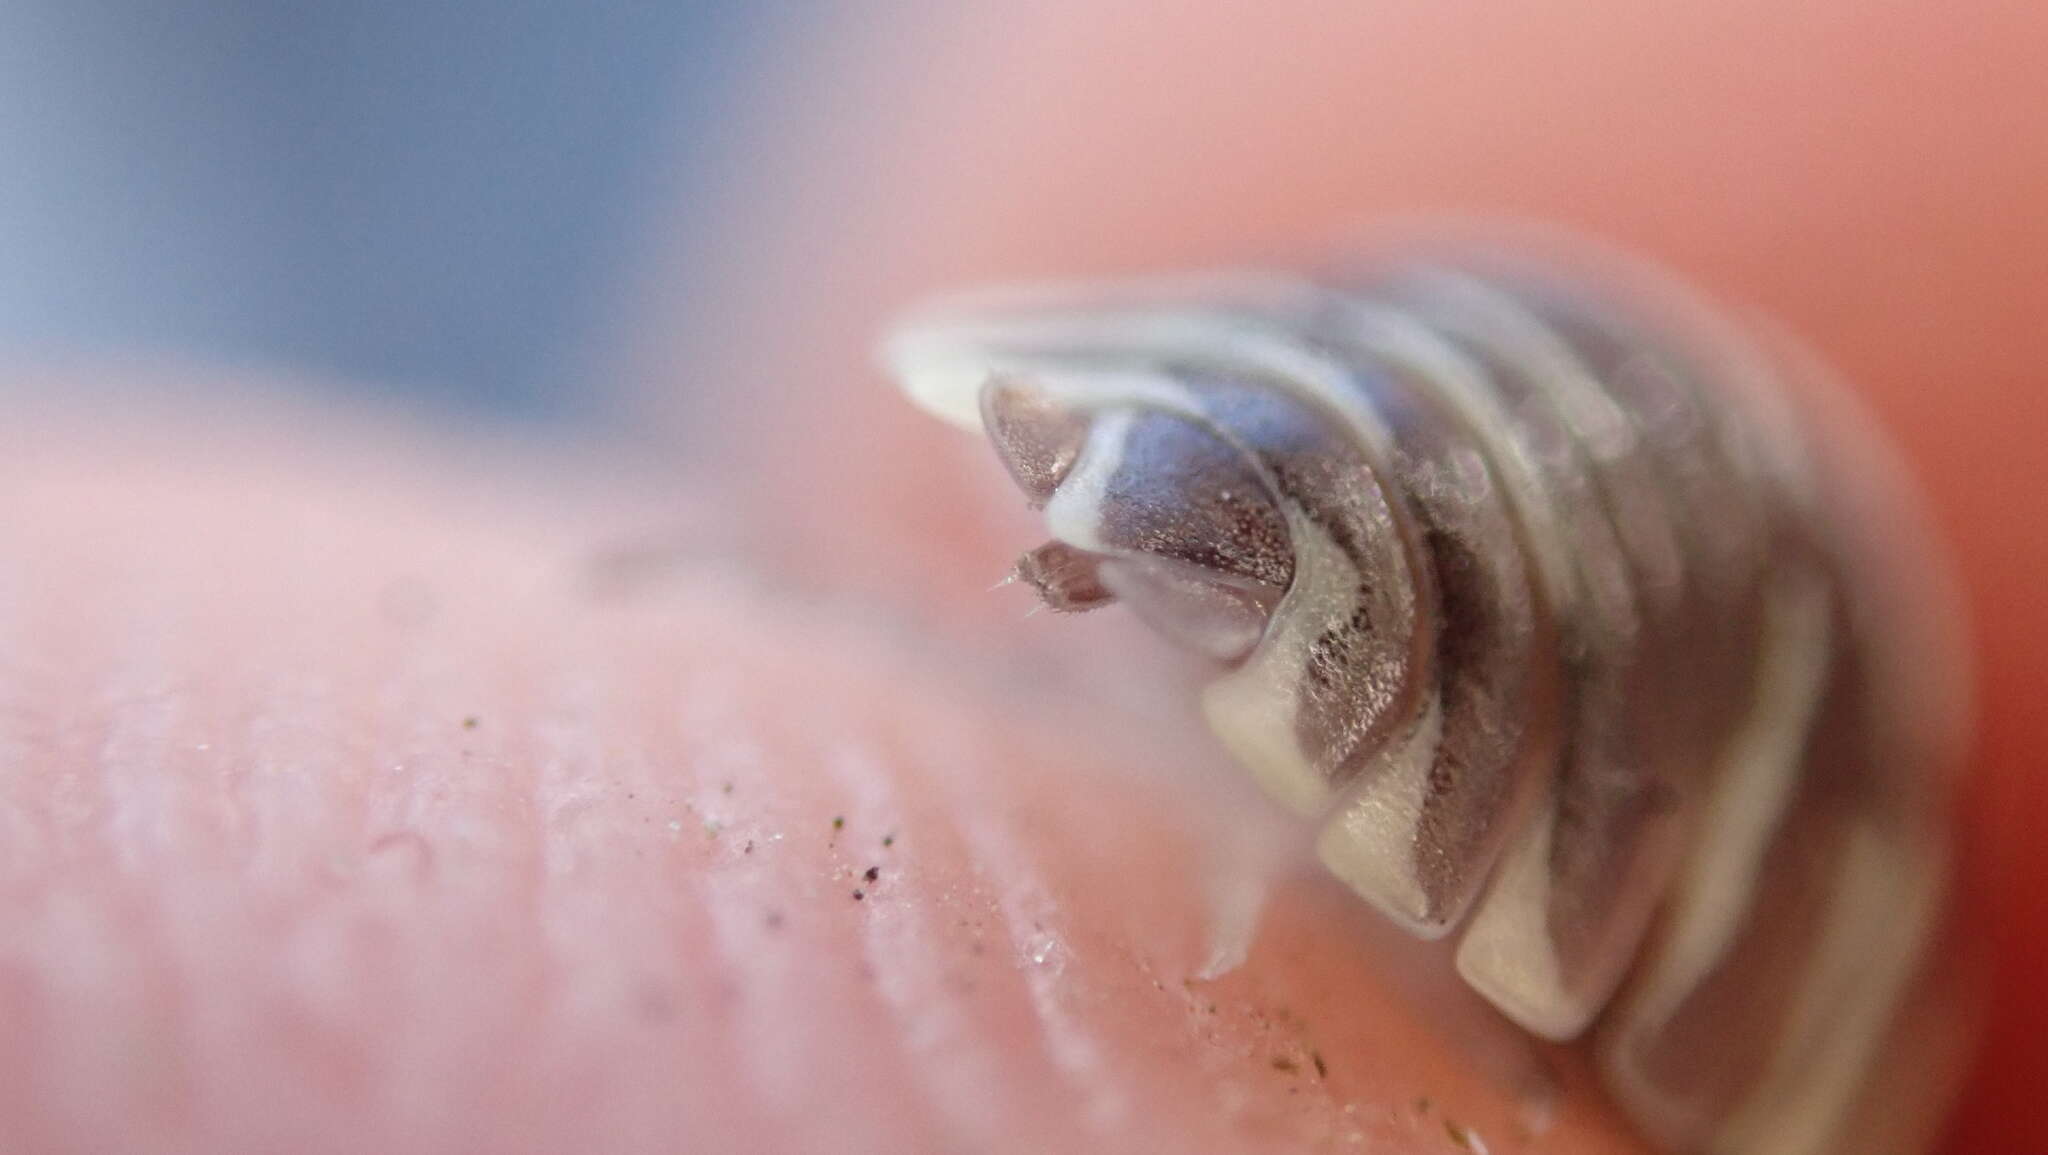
[980, 375, 1089, 506]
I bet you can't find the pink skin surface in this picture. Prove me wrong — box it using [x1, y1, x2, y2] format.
[0, 394, 1645, 1153]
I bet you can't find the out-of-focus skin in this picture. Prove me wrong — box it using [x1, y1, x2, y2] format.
[2, 4, 2044, 1154]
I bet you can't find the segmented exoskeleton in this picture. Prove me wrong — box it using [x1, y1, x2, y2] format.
[884, 240, 1964, 1154]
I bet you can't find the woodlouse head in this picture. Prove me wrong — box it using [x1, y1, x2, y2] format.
[884, 282, 1428, 819]
[898, 342, 1298, 664]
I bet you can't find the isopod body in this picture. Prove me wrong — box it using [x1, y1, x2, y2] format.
[883, 239, 1966, 1154]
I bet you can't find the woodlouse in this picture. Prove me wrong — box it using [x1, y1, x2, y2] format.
[883, 238, 1967, 1153]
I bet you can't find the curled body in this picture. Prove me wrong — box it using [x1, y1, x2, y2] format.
[883, 243, 1967, 1153]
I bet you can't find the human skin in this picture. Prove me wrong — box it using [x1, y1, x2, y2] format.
[3, 3, 2045, 1153]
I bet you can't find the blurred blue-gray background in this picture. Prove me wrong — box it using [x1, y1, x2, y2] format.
[0, 2, 778, 420]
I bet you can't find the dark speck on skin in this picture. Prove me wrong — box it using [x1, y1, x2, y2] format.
[863, 866, 880, 883]
[851, 889, 865, 901]
[1271, 1056, 1298, 1074]
[832, 815, 845, 831]
[461, 715, 479, 730]
[1311, 1051, 1328, 1079]
[882, 832, 895, 848]
[1445, 1120, 1475, 1150]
